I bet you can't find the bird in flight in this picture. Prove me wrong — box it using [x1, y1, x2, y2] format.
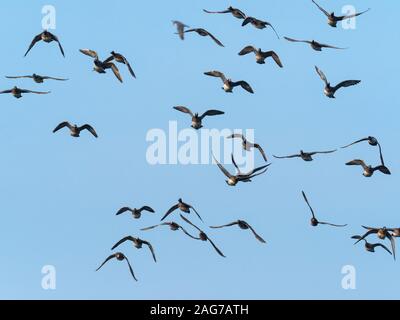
[24, 30, 65, 57]
[111, 236, 157, 263]
[161, 199, 203, 222]
[242, 17, 279, 39]
[273, 149, 336, 162]
[351, 236, 392, 256]
[315, 66, 360, 98]
[203, 7, 246, 20]
[96, 252, 137, 281]
[173, 106, 224, 130]
[284, 37, 347, 51]
[0, 86, 50, 99]
[53, 122, 98, 138]
[238, 46, 283, 67]
[181, 28, 224, 47]
[5, 74, 68, 83]
[227, 133, 268, 162]
[172, 21, 190, 40]
[104, 51, 136, 78]
[204, 70, 254, 94]
[353, 226, 396, 260]
[302, 191, 347, 228]
[116, 206, 155, 219]
[141, 222, 200, 240]
[341, 136, 379, 149]
[210, 220, 266, 243]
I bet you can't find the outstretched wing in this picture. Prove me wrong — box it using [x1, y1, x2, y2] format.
[161, 204, 179, 221]
[341, 137, 369, 149]
[180, 214, 202, 233]
[111, 236, 134, 250]
[139, 206, 155, 213]
[273, 154, 300, 159]
[173, 106, 194, 117]
[204, 30, 224, 47]
[212, 155, 233, 179]
[319, 221, 348, 228]
[302, 191, 316, 219]
[53, 121, 72, 133]
[346, 159, 368, 170]
[142, 240, 157, 263]
[116, 207, 132, 215]
[24, 33, 42, 57]
[284, 37, 311, 44]
[231, 80, 254, 93]
[315, 66, 328, 85]
[311, 0, 330, 17]
[246, 223, 267, 243]
[337, 8, 370, 21]
[188, 205, 203, 222]
[310, 149, 337, 156]
[372, 243, 392, 255]
[263, 51, 283, 68]
[108, 63, 123, 83]
[254, 144, 268, 162]
[124, 256, 138, 281]
[50, 33, 65, 57]
[79, 49, 98, 59]
[333, 80, 361, 93]
[204, 70, 227, 83]
[95, 254, 116, 271]
[206, 236, 226, 257]
[199, 109, 224, 119]
[238, 46, 257, 56]
[79, 124, 98, 138]
[210, 221, 239, 229]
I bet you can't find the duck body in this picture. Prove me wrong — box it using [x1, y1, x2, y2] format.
[300, 151, 313, 161]
[222, 81, 233, 92]
[41, 31, 54, 43]
[191, 114, 203, 129]
[178, 200, 191, 213]
[324, 85, 336, 98]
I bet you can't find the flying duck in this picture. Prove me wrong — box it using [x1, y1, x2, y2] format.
[161, 198, 203, 222]
[180, 214, 225, 257]
[315, 66, 360, 98]
[182, 28, 224, 47]
[104, 51, 136, 78]
[141, 222, 200, 240]
[96, 252, 137, 281]
[312, 0, 370, 28]
[351, 236, 392, 256]
[172, 21, 190, 40]
[204, 70, 254, 94]
[79, 49, 123, 83]
[53, 121, 98, 138]
[24, 30, 65, 57]
[173, 106, 224, 129]
[227, 133, 268, 162]
[0, 86, 50, 99]
[284, 37, 347, 51]
[210, 220, 266, 243]
[354, 226, 396, 259]
[5, 74, 68, 83]
[273, 149, 336, 161]
[203, 7, 246, 20]
[116, 206, 155, 219]
[242, 17, 279, 39]
[341, 136, 379, 149]
[238, 46, 283, 67]
[302, 191, 347, 228]
[346, 144, 391, 177]
[111, 236, 156, 263]
[213, 153, 270, 186]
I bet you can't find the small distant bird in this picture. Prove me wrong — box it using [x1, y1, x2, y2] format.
[96, 252, 137, 281]
[53, 121, 98, 138]
[5, 74, 68, 83]
[351, 236, 392, 256]
[210, 220, 266, 243]
[116, 206, 155, 219]
[182, 28, 224, 47]
[111, 236, 156, 263]
[341, 136, 379, 149]
[180, 214, 225, 257]
[173, 106, 224, 130]
[284, 37, 347, 51]
[24, 30, 65, 57]
[315, 66, 360, 98]
[104, 51, 136, 78]
[227, 133, 268, 162]
[161, 198, 203, 222]
[302, 191, 347, 228]
[242, 17, 279, 39]
[213, 153, 270, 186]
[354, 226, 396, 259]
[238, 46, 283, 67]
[346, 144, 391, 177]
[141, 221, 200, 240]
[203, 7, 246, 20]
[204, 71, 254, 94]
[0, 86, 50, 99]
[172, 21, 190, 40]
[79, 49, 123, 83]
[312, 0, 370, 28]
[273, 149, 336, 162]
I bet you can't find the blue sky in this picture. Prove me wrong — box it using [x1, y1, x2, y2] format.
[0, 0, 398, 299]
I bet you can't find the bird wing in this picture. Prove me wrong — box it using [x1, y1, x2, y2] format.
[284, 37, 311, 44]
[353, 229, 379, 244]
[241, 17, 254, 26]
[95, 254, 117, 271]
[387, 233, 396, 260]
[254, 144, 268, 162]
[309, 149, 337, 156]
[50, 33, 65, 57]
[123, 256, 138, 281]
[315, 66, 329, 85]
[111, 236, 134, 250]
[341, 137, 369, 149]
[179, 214, 202, 232]
[79, 49, 98, 59]
[116, 207, 132, 215]
[378, 143, 385, 166]
[140, 224, 161, 231]
[372, 243, 392, 255]
[346, 159, 369, 170]
[5, 75, 32, 79]
[210, 221, 239, 229]
[246, 223, 267, 243]
[24, 33, 42, 57]
[319, 43, 347, 50]
[20, 89, 50, 94]
[53, 121, 72, 133]
[124, 59, 136, 78]
[231, 80, 254, 93]
[263, 51, 283, 68]
[266, 22, 280, 39]
[0, 89, 12, 94]
[238, 46, 257, 56]
[333, 80, 361, 93]
[319, 221, 348, 227]
[42, 76, 69, 81]
[161, 204, 179, 221]
[302, 191, 316, 219]
[142, 240, 157, 263]
[337, 8, 371, 21]
[242, 164, 271, 177]
[204, 70, 227, 83]
[203, 9, 230, 14]
[311, 0, 330, 17]
[79, 124, 98, 138]
[173, 106, 194, 117]
[139, 206, 155, 213]
[180, 226, 201, 240]
[204, 31, 224, 47]
[108, 63, 123, 83]
[227, 133, 246, 141]
[273, 154, 300, 159]
[200, 109, 224, 120]
[172, 21, 189, 40]
[213, 155, 233, 179]
[188, 205, 203, 222]
[206, 236, 226, 257]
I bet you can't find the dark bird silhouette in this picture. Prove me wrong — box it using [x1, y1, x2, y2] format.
[341, 136, 379, 149]
[213, 153, 270, 186]
[227, 133, 268, 162]
[141, 222, 200, 240]
[210, 220, 266, 243]
[284, 37, 347, 51]
[315, 66, 360, 98]
[273, 149, 336, 162]
[111, 236, 156, 263]
[238, 46, 283, 67]
[173, 106, 224, 129]
[161, 198, 202, 222]
[96, 252, 137, 281]
[5, 74, 68, 83]
[104, 51, 136, 78]
[242, 17, 279, 39]
[116, 206, 155, 219]
[203, 7, 246, 20]
[354, 226, 396, 260]
[182, 28, 224, 47]
[180, 214, 225, 257]
[302, 191, 347, 228]
[312, 0, 370, 28]
[53, 122, 98, 138]
[351, 236, 392, 256]
[24, 30, 65, 57]
[204, 70, 254, 94]
[0, 86, 50, 99]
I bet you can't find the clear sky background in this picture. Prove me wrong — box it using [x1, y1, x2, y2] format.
[0, 0, 398, 300]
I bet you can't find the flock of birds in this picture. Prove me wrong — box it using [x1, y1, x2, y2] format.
[5, 2, 395, 283]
